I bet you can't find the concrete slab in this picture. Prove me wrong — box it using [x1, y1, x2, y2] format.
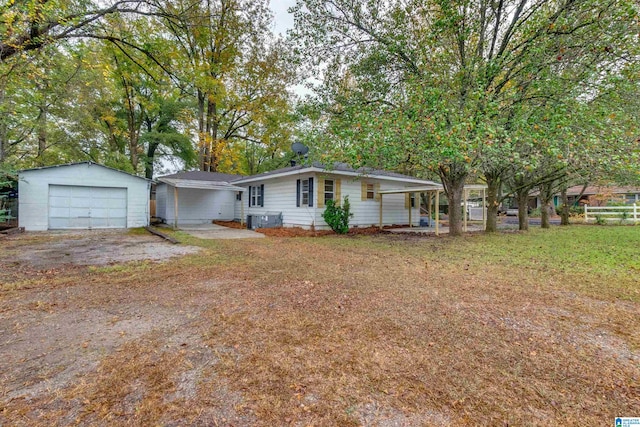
[177, 223, 265, 239]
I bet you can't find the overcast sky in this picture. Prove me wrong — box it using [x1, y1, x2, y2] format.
[270, 0, 296, 35]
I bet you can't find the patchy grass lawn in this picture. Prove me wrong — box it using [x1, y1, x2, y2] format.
[1, 226, 639, 426]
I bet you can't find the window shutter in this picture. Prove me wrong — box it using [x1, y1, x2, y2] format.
[375, 183, 381, 201]
[296, 179, 301, 207]
[361, 181, 367, 201]
[260, 184, 264, 207]
[335, 179, 341, 206]
[317, 178, 325, 208]
[405, 193, 410, 209]
[308, 178, 314, 207]
[248, 186, 252, 207]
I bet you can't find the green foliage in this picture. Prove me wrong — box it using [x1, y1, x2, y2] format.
[595, 215, 606, 226]
[322, 196, 352, 234]
[0, 166, 17, 222]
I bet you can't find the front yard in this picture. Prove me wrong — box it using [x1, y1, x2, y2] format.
[1, 226, 639, 425]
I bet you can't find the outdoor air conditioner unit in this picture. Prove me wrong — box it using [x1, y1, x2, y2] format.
[246, 212, 283, 230]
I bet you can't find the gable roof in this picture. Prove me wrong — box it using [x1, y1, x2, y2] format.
[19, 161, 150, 181]
[233, 162, 439, 186]
[159, 170, 243, 182]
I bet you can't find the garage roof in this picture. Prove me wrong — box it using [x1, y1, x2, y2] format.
[19, 161, 151, 181]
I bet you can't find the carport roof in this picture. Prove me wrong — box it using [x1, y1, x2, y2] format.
[159, 171, 243, 182]
[157, 177, 245, 191]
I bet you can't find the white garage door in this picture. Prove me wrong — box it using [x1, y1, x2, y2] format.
[49, 185, 127, 229]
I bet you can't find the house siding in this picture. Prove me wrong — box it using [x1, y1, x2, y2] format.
[243, 173, 317, 228]
[18, 163, 149, 231]
[314, 175, 421, 229]
[238, 172, 421, 230]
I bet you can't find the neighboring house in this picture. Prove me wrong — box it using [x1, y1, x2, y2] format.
[155, 163, 440, 230]
[19, 162, 151, 231]
[552, 185, 640, 207]
[232, 163, 440, 230]
[155, 171, 245, 227]
[529, 185, 640, 209]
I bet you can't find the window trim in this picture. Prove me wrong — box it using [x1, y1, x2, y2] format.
[324, 179, 334, 203]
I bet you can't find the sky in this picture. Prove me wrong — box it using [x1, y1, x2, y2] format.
[270, 0, 297, 36]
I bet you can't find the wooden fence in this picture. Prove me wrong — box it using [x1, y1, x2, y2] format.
[584, 204, 639, 223]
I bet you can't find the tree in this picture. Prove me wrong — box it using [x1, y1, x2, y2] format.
[292, 0, 639, 235]
[156, 0, 296, 173]
[0, 0, 154, 61]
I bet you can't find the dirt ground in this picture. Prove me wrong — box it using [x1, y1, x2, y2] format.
[0, 228, 638, 426]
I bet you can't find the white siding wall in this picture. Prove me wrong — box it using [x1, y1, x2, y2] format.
[163, 187, 236, 225]
[156, 184, 167, 219]
[243, 173, 317, 228]
[314, 175, 421, 229]
[19, 163, 149, 231]
[239, 173, 421, 230]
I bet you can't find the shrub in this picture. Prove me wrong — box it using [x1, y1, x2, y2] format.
[322, 196, 352, 234]
[595, 215, 606, 225]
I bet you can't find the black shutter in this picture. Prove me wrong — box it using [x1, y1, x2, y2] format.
[308, 177, 314, 207]
[260, 184, 264, 207]
[248, 186, 252, 207]
[296, 179, 301, 207]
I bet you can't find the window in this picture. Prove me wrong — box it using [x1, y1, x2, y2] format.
[302, 179, 309, 205]
[366, 183, 375, 200]
[296, 178, 314, 207]
[249, 185, 264, 207]
[324, 179, 334, 202]
[361, 181, 379, 201]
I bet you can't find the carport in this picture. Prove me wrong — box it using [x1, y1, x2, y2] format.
[378, 184, 488, 235]
[156, 177, 246, 229]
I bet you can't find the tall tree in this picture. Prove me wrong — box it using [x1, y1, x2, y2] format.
[292, 0, 638, 235]
[157, 0, 295, 173]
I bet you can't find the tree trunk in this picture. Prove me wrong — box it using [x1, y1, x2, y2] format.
[539, 181, 554, 229]
[441, 171, 466, 236]
[37, 105, 47, 165]
[560, 186, 570, 225]
[516, 190, 529, 231]
[197, 90, 207, 171]
[485, 173, 501, 232]
[145, 141, 159, 180]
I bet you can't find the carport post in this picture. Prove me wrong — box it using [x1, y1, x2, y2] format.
[173, 186, 179, 229]
[435, 190, 440, 236]
[463, 188, 468, 232]
[427, 192, 432, 228]
[409, 192, 412, 227]
[482, 188, 487, 230]
[240, 192, 245, 227]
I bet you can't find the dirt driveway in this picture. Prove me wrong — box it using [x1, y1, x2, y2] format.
[3, 230, 200, 269]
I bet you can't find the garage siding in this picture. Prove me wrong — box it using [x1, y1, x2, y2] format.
[19, 163, 150, 231]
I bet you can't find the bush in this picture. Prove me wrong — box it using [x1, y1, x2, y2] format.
[322, 196, 352, 234]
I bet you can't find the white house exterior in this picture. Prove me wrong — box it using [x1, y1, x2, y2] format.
[155, 171, 245, 226]
[19, 162, 151, 231]
[233, 163, 438, 230]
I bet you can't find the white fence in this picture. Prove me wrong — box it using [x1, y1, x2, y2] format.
[584, 204, 639, 223]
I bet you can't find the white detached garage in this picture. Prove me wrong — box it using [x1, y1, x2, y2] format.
[19, 162, 151, 231]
